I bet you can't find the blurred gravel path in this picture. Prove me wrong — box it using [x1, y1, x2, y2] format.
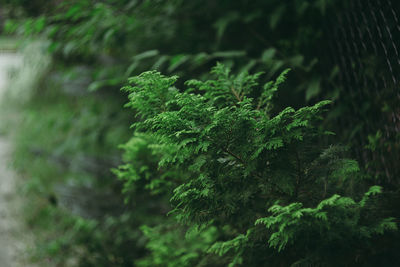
[0, 52, 34, 267]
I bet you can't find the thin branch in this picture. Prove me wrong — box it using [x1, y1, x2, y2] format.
[224, 147, 246, 165]
[230, 86, 242, 102]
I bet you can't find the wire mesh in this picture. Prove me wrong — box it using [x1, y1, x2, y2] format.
[326, 0, 400, 185]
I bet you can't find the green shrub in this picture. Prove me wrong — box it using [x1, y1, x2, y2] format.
[115, 64, 397, 266]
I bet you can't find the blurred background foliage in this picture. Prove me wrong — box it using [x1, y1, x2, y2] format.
[1, 0, 400, 266]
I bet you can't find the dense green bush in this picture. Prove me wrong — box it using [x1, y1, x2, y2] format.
[115, 64, 397, 266]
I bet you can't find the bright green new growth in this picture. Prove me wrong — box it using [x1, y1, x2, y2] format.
[116, 64, 396, 266]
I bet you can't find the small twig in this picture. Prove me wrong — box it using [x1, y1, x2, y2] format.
[230, 86, 242, 102]
[224, 147, 246, 165]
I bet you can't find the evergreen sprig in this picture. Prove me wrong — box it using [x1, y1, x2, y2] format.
[117, 64, 397, 266]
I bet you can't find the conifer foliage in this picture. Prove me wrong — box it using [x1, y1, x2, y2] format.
[116, 64, 397, 266]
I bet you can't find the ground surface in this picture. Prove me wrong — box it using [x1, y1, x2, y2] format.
[0, 52, 35, 267]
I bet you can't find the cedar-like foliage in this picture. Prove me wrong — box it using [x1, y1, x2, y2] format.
[115, 64, 397, 266]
